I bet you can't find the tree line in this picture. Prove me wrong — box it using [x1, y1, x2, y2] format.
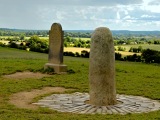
[1, 35, 160, 64]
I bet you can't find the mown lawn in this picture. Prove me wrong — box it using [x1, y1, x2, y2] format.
[0, 47, 160, 120]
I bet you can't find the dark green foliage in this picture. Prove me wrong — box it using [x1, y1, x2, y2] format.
[117, 46, 126, 51]
[18, 45, 27, 50]
[154, 40, 160, 44]
[117, 40, 125, 45]
[129, 46, 143, 53]
[26, 35, 49, 53]
[142, 49, 160, 63]
[63, 51, 75, 57]
[115, 53, 122, 60]
[75, 52, 80, 57]
[64, 37, 90, 48]
[63, 51, 90, 58]
[9, 42, 18, 48]
[0, 42, 6, 47]
[81, 50, 89, 58]
[67, 69, 75, 74]
[124, 54, 142, 62]
[42, 67, 55, 74]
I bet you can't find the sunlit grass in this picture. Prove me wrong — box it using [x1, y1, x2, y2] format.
[116, 44, 160, 51]
[0, 47, 160, 120]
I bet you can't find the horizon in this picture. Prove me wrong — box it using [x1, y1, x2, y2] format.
[1, 27, 160, 32]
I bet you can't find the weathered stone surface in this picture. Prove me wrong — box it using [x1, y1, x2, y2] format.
[89, 27, 116, 106]
[80, 105, 94, 114]
[49, 23, 63, 64]
[44, 23, 67, 73]
[44, 63, 67, 73]
[87, 107, 97, 114]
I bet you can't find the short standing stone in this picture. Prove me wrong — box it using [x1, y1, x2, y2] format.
[89, 27, 116, 106]
[44, 23, 67, 73]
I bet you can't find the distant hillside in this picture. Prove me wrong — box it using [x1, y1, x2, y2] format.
[0, 28, 160, 37]
[111, 30, 160, 37]
[0, 28, 47, 32]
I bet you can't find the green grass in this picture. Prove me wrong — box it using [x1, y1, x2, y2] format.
[0, 36, 15, 39]
[0, 46, 160, 120]
[73, 37, 91, 41]
[116, 44, 160, 51]
[25, 36, 49, 40]
[0, 36, 49, 40]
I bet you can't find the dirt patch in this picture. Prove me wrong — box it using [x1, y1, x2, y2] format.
[3, 71, 51, 79]
[9, 87, 72, 109]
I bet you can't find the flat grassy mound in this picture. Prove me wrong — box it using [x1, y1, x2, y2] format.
[0, 47, 160, 120]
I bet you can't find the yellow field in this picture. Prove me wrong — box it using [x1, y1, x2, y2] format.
[64, 47, 140, 56]
[0, 40, 10, 45]
[116, 44, 160, 51]
[116, 51, 141, 56]
[25, 36, 49, 40]
[64, 47, 90, 53]
[0, 38, 140, 56]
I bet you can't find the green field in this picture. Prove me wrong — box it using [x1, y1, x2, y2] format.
[0, 36, 15, 39]
[116, 44, 160, 51]
[0, 47, 160, 120]
[0, 36, 89, 41]
[73, 37, 91, 41]
[25, 36, 49, 40]
[0, 36, 49, 40]
[0, 36, 88, 40]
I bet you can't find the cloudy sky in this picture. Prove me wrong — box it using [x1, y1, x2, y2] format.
[0, 0, 160, 30]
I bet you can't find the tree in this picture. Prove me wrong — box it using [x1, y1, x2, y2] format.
[142, 49, 160, 63]
[64, 36, 71, 42]
[20, 34, 25, 40]
[129, 47, 133, 52]
[138, 46, 143, 53]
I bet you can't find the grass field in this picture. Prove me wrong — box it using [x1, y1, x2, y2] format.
[116, 44, 160, 51]
[0, 36, 89, 40]
[64, 47, 140, 56]
[73, 37, 91, 41]
[0, 47, 160, 120]
[64, 47, 90, 53]
[0, 40, 10, 45]
[25, 36, 49, 40]
[0, 36, 49, 40]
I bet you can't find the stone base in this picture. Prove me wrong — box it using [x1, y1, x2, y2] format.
[34, 92, 160, 115]
[44, 63, 67, 74]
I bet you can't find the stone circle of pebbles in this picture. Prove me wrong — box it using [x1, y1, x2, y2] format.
[33, 92, 160, 115]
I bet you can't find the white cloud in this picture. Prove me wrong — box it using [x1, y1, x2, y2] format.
[123, 15, 131, 19]
[0, 0, 160, 30]
[117, 11, 120, 19]
[141, 14, 156, 18]
[56, 11, 65, 21]
[148, 0, 160, 5]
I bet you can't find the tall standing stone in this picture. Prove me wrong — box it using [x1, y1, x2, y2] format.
[89, 27, 116, 106]
[44, 23, 67, 74]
